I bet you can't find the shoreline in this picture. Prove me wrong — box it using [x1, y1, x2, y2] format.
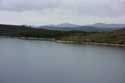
[55, 40, 125, 47]
[0, 36, 125, 47]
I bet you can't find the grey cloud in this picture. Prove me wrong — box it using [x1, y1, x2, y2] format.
[0, 0, 125, 17]
[0, 0, 60, 11]
[76, 0, 125, 17]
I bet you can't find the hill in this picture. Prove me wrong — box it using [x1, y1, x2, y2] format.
[38, 23, 125, 32]
[0, 24, 125, 45]
[92, 23, 125, 28]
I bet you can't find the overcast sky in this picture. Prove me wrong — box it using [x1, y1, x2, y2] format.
[0, 0, 125, 25]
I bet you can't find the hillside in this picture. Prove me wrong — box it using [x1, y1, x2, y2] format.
[38, 23, 125, 32]
[59, 29, 125, 45]
[92, 23, 125, 28]
[0, 24, 125, 45]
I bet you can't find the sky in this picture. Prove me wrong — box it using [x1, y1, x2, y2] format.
[0, 0, 125, 25]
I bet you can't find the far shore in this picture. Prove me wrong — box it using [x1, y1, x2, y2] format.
[55, 40, 125, 47]
[0, 36, 124, 47]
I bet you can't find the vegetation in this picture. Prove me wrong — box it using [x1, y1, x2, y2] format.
[0, 24, 125, 45]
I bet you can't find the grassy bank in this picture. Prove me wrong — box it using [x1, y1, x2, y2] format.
[0, 24, 125, 46]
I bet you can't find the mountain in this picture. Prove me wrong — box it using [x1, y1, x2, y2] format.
[36, 23, 125, 32]
[92, 23, 125, 28]
[41, 23, 81, 28]
[55, 23, 81, 27]
[0, 24, 124, 45]
[40, 26, 115, 32]
[40, 23, 125, 28]
[38, 23, 116, 32]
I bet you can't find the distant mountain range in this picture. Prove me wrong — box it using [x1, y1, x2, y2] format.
[0, 23, 125, 32]
[38, 23, 125, 32]
[91, 23, 125, 28]
[50, 23, 81, 28]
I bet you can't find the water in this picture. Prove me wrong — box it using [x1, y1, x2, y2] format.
[0, 38, 125, 83]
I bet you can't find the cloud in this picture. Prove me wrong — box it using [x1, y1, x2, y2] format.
[0, 0, 60, 11]
[0, 0, 125, 17]
[0, 0, 125, 25]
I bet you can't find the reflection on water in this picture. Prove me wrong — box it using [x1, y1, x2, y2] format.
[0, 38, 125, 83]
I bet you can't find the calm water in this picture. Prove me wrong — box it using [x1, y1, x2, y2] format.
[0, 38, 125, 83]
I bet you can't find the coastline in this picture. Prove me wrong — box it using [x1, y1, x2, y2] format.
[55, 40, 125, 47]
[0, 36, 125, 47]
[22, 37, 125, 47]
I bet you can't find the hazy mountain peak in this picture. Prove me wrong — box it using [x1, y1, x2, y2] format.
[93, 23, 107, 26]
[55, 23, 81, 27]
[92, 23, 125, 28]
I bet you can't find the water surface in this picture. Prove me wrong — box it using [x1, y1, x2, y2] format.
[0, 38, 125, 83]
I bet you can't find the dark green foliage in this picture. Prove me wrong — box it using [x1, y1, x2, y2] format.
[0, 24, 125, 45]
